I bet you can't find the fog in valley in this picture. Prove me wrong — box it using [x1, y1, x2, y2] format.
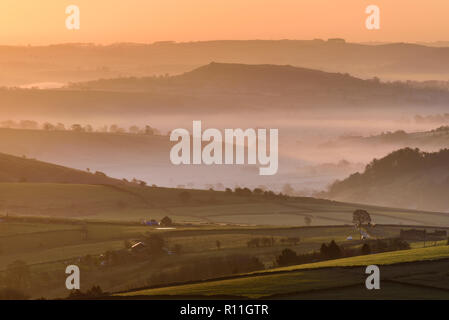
[1, 44, 449, 211]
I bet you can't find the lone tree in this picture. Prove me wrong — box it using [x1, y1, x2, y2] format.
[352, 209, 371, 229]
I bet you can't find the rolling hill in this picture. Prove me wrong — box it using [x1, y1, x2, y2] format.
[3, 63, 449, 121]
[72, 62, 449, 106]
[0, 128, 170, 185]
[4, 40, 449, 88]
[0, 152, 125, 185]
[1, 149, 449, 226]
[117, 245, 449, 299]
[324, 148, 449, 212]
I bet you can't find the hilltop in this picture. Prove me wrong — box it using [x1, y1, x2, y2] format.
[73, 62, 378, 94]
[324, 148, 449, 212]
[3, 62, 448, 120]
[73, 62, 449, 101]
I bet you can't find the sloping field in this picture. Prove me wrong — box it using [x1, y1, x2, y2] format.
[2, 182, 449, 227]
[119, 245, 449, 298]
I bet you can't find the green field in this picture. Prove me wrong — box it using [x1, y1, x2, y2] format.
[2, 182, 449, 228]
[1, 214, 437, 299]
[1, 181, 449, 299]
[266, 245, 449, 273]
[119, 245, 449, 299]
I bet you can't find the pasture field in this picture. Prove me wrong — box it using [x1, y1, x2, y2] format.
[2, 214, 441, 299]
[119, 245, 449, 299]
[1, 182, 449, 299]
[0, 218, 423, 271]
[1, 182, 449, 227]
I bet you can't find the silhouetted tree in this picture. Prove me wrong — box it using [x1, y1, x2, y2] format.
[321, 240, 342, 259]
[352, 209, 371, 228]
[276, 249, 297, 266]
[327, 240, 342, 259]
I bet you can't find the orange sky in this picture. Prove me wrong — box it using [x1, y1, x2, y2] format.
[0, 0, 448, 45]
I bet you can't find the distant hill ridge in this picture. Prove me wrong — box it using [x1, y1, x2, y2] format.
[71, 62, 449, 98]
[4, 62, 449, 119]
[4, 39, 449, 87]
[174, 62, 360, 88]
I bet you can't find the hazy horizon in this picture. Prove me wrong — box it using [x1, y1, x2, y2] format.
[2, 0, 449, 45]
[2, 39, 449, 47]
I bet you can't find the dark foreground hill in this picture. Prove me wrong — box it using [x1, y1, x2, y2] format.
[324, 148, 449, 212]
[0, 152, 125, 185]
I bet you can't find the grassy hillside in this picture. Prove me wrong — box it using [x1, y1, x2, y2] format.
[266, 245, 449, 272]
[0, 153, 448, 225]
[2, 150, 443, 225]
[0, 152, 127, 185]
[2, 216, 446, 299]
[325, 148, 449, 212]
[2, 180, 449, 227]
[0, 128, 169, 185]
[118, 245, 449, 299]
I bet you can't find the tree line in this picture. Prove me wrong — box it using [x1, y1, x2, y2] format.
[0, 120, 161, 135]
[276, 238, 410, 267]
